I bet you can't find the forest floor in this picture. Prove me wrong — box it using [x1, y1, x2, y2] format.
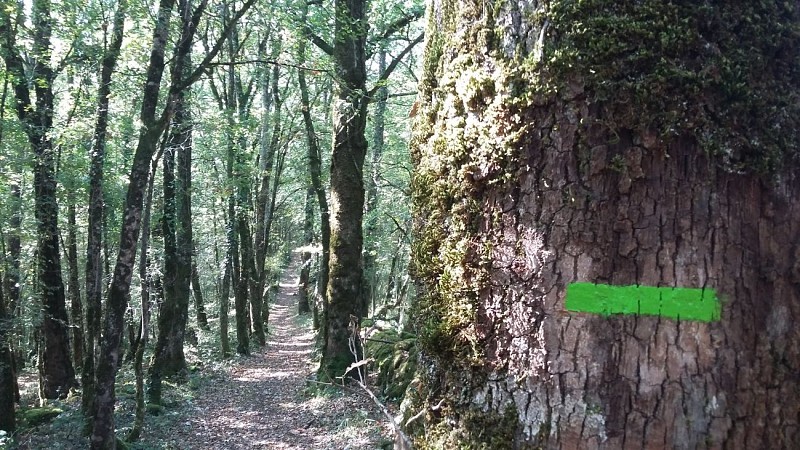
[12, 256, 393, 449]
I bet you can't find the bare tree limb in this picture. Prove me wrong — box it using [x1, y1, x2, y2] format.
[206, 59, 330, 73]
[368, 32, 424, 98]
[305, 29, 334, 56]
[178, 0, 260, 91]
[370, 6, 424, 55]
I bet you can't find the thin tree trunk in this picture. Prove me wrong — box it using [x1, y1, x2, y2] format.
[221, 12, 252, 354]
[127, 152, 158, 443]
[362, 49, 387, 318]
[298, 188, 314, 314]
[191, 247, 208, 330]
[149, 1, 195, 404]
[0, 269, 15, 433]
[216, 211, 232, 357]
[82, 0, 125, 418]
[232, 227, 249, 354]
[219, 245, 232, 358]
[3, 181, 22, 389]
[90, 0, 177, 444]
[252, 44, 279, 339]
[297, 6, 331, 330]
[66, 200, 84, 374]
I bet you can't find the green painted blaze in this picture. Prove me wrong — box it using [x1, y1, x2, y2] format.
[566, 282, 720, 322]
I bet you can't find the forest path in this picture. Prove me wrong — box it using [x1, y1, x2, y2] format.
[156, 255, 389, 449]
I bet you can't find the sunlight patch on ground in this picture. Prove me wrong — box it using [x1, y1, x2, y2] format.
[268, 341, 313, 347]
[258, 370, 302, 379]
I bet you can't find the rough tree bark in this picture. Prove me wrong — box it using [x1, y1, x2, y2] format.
[0, 0, 76, 399]
[410, 1, 800, 448]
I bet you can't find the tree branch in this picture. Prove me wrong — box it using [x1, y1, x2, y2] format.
[178, 0, 259, 91]
[305, 29, 334, 56]
[368, 32, 424, 98]
[370, 6, 424, 56]
[388, 91, 417, 98]
[206, 59, 329, 73]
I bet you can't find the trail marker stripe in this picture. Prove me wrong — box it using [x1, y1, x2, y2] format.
[566, 282, 720, 322]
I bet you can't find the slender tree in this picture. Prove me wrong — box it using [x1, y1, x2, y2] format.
[296, 0, 331, 331]
[65, 199, 84, 374]
[297, 188, 314, 314]
[83, 0, 125, 417]
[90, 0, 177, 442]
[128, 152, 159, 442]
[362, 49, 388, 316]
[191, 246, 209, 329]
[0, 269, 14, 433]
[89, 0, 259, 442]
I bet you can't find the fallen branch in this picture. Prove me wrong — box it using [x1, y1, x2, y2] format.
[346, 324, 413, 450]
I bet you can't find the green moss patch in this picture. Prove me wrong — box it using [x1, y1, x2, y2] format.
[537, 0, 800, 174]
[17, 406, 62, 428]
[365, 330, 418, 400]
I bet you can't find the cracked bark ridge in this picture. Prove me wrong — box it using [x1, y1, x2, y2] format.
[410, 0, 800, 448]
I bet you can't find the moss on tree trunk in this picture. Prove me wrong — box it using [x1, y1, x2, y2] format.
[410, 0, 800, 448]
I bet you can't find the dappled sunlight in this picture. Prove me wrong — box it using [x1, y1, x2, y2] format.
[147, 257, 390, 449]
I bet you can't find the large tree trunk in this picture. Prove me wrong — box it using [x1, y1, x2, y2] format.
[1, 0, 76, 399]
[317, 0, 369, 380]
[410, 1, 800, 448]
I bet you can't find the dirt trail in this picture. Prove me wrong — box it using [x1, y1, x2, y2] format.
[154, 256, 390, 449]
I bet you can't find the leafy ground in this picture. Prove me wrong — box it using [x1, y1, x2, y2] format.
[11, 258, 393, 449]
